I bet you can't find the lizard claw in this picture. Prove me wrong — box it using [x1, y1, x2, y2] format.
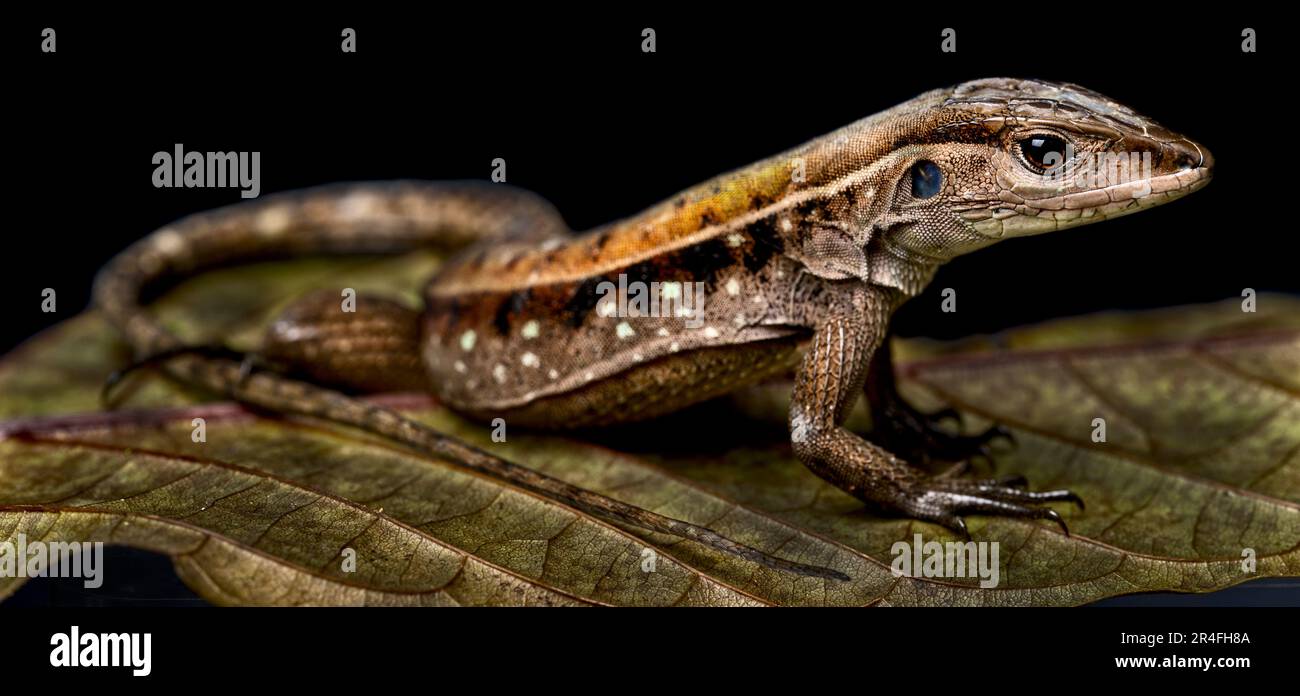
[1043, 508, 1070, 536]
[905, 475, 1084, 537]
[936, 514, 971, 541]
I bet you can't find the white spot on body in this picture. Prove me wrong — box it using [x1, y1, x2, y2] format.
[725, 278, 741, 296]
[726, 233, 745, 248]
[256, 208, 291, 235]
[781, 218, 793, 232]
[521, 352, 540, 368]
[660, 282, 682, 300]
[340, 192, 382, 220]
[521, 320, 540, 339]
[153, 230, 184, 255]
[656, 327, 671, 337]
[453, 360, 467, 373]
[616, 321, 635, 339]
[460, 330, 477, 352]
[548, 369, 559, 380]
[702, 327, 720, 339]
[492, 364, 507, 384]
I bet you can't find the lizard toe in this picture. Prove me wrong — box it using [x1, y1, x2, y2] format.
[906, 481, 1081, 537]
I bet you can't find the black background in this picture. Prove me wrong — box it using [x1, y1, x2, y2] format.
[4, 10, 1293, 354]
[2, 9, 1294, 611]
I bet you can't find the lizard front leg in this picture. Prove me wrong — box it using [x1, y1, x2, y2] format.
[789, 284, 1080, 536]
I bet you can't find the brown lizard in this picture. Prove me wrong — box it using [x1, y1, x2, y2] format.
[94, 78, 1213, 581]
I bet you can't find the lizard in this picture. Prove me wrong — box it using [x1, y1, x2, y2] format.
[92, 78, 1213, 581]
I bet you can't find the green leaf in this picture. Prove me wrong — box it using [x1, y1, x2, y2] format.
[1, 253, 1297, 605]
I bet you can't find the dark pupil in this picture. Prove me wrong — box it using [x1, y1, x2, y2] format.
[1022, 135, 1066, 170]
[911, 160, 942, 199]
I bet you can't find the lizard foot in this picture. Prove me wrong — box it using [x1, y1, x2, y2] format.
[102, 344, 270, 408]
[863, 340, 1014, 465]
[874, 397, 1015, 466]
[898, 473, 1084, 538]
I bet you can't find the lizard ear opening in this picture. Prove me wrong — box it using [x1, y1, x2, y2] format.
[799, 224, 870, 280]
[910, 160, 943, 199]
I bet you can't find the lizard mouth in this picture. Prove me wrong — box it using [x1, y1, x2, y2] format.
[966, 157, 1214, 239]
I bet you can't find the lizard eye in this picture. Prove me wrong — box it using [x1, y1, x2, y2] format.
[910, 160, 943, 199]
[1017, 134, 1069, 173]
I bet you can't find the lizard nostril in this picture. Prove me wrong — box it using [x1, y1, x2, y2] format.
[1168, 140, 1205, 171]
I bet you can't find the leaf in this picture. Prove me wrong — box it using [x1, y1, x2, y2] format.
[1, 253, 1297, 605]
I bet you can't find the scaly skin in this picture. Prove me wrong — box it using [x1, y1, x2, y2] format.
[93, 78, 1212, 578]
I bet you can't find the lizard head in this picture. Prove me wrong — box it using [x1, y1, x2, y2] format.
[931, 77, 1208, 235]
[793, 78, 1213, 292]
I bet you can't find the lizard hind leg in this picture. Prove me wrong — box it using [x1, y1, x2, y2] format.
[104, 290, 429, 406]
[102, 343, 261, 409]
[261, 290, 430, 394]
[100, 297, 850, 581]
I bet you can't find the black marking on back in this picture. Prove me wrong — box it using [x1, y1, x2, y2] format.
[744, 216, 784, 273]
[493, 289, 530, 335]
[671, 237, 733, 286]
[794, 200, 819, 220]
[443, 297, 462, 326]
[622, 259, 658, 286]
[563, 277, 604, 328]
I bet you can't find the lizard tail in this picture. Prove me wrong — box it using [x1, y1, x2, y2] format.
[92, 182, 851, 584]
[94, 181, 567, 357]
